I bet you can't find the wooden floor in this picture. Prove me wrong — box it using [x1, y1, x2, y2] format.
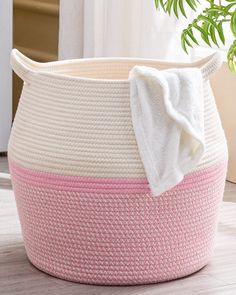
[1, 155, 236, 294]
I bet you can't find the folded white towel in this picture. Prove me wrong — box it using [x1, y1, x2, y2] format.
[129, 66, 205, 197]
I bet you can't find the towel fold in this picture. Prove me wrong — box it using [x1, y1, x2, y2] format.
[129, 66, 205, 197]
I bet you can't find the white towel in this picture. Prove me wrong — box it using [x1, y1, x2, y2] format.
[129, 66, 205, 197]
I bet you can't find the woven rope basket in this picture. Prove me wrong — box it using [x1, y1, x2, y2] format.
[9, 49, 228, 285]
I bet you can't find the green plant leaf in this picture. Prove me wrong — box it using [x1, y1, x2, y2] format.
[199, 15, 225, 45]
[153, 0, 236, 74]
[224, 3, 236, 13]
[231, 10, 236, 37]
[193, 23, 211, 46]
[179, 0, 187, 18]
[154, 0, 166, 11]
[181, 33, 188, 53]
[227, 40, 236, 72]
[201, 21, 210, 45]
[218, 21, 225, 44]
[166, 0, 174, 14]
[186, 28, 199, 45]
[199, 15, 218, 30]
[186, 0, 197, 11]
[185, 36, 193, 47]
[173, 0, 179, 18]
[154, 0, 158, 9]
[209, 24, 219, 46]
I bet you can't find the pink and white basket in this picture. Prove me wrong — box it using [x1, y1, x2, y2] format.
[9, 49, 228, 285]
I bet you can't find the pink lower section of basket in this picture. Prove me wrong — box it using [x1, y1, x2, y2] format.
[9, 159, 227, 285]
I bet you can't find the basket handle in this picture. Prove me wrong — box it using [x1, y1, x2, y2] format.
[11, 49, 38, 83]
[199, 52, 223, 80]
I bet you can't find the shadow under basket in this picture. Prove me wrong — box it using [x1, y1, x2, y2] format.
[9, 49, 228, 285]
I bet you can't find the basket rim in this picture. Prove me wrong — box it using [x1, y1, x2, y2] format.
[11, 49, 222, 84]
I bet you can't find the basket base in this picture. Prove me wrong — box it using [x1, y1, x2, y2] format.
[26, 252, 210, 286]
[10, 159, 227, 286]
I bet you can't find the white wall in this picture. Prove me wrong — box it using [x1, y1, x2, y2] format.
[211, 62, 236, 183]
[0, 0, 12, 152]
